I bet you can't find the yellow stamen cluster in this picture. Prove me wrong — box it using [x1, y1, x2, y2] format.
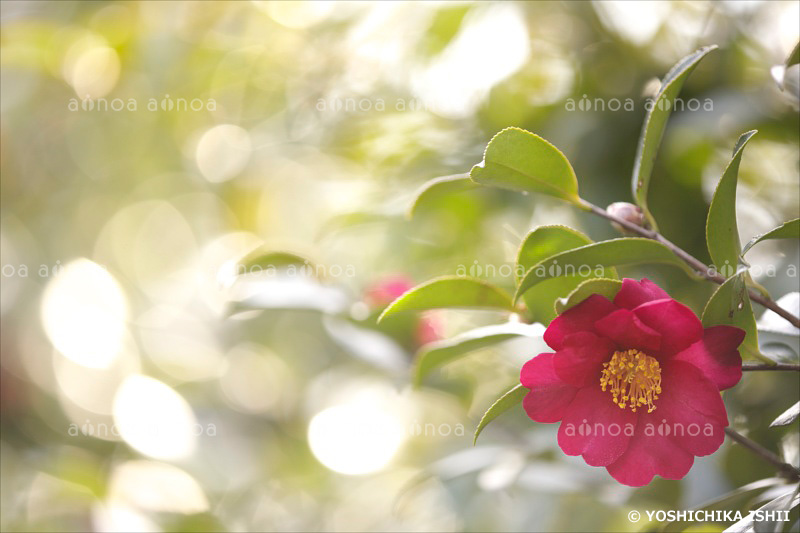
[600, 349, 662, 413]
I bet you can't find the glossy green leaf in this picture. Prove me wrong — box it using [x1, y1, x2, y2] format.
[413, 322, 544, 386]
[470, 127, 581, 204]
[515, 238, 697, 303]
[555, 278, 623, 314]
[706, 130, 757, 274]
[742, 218, 800, 256]
[378, 276, 515, 322]
[408, 173, 477, 217]
[516, 226, 617, 324]
[701, 273, 770, 362]
[632, 45, 718, 230]
[473, 383, 527, 445]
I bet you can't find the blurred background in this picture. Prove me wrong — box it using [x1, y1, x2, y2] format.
[1, 1, 798, 531]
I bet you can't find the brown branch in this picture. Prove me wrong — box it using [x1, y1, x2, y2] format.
[724, 427, 800, 481]
[582, 201, 800, 329]
[742, 363, 800, 372]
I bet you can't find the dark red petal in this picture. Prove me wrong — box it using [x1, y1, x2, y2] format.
[633, 299, 703, 356]
[594, 309, 662, 353]
[520, 353, 578, 423]
[544, 294, 617, 351]
[552, 331, 615, 387]
[613, 278, 670, 310]
[647, 360, 728, 456]
[605, 416, 695, 486]
[672, 326, 744, 390]
[557, 385, 637, 467]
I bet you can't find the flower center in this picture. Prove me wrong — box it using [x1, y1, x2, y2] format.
[600, 349, 662, 413]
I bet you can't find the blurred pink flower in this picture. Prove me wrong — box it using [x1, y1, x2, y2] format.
[365, 275, 440, 347]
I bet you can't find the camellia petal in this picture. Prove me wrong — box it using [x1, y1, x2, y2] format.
[520, 353, 578, 423]
[605, 416, 695, 486]
[653, 361, 728, 456]
[557, 385, 638, 467]
[552, 331, 615, 387]
[613, 278, 669, 310]
[633, 299, 704, 356]
[671, 325, 744, 390]
[543, 294, 617, 350]
[594, 308, 662, 353]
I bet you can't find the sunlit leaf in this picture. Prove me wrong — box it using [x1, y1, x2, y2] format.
[420, 5, 471, 57]
[516, 226, 617, 324]
[742, 218, 800, 256]
[632, 45, 718, 230]
[237, 249, 314, 275]
[408, 173, 477, 217]
[661, 477, 785, 532]
[515, 238, 697, 303]
[378, 276, 516, 322]
[725, 486, 799, 533]
[757, 292, 800, 360]
[323, 316, 409, 373]
[413, 322, 544, 386]
[706, 130, 757, 274]
[555, 278, 623, 314]
[770, 402, 800, 428]
[232, 278, 350, 314]
[470, 127, 581, 204]
[473, 383, 527, 445]
[701, 273, 769, 362]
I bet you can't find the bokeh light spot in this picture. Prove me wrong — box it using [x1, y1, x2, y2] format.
[41, 259, 128, 369]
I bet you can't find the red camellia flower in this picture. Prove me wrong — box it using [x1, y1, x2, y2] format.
[520, 278, 744, 486]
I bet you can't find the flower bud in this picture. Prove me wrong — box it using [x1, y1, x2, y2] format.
[606, 202, 646, 233]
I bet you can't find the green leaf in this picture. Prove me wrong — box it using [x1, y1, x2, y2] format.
[378, 276, 515, 322]
[701, 273, 770, 362]
[632, 45, 718, 230]
[516, 226, 617, 324]
[413, 322, 544, 386]
[706, 130, 757, 275]
[470, 127, 581, 204]
[237, 249, 313, 275]
[408, 173, 477, 217]
[473, 383, 527, 445]
[555, 278, 623, 314]
[515, 238, 697, 303]
[742, 218, 800, 256]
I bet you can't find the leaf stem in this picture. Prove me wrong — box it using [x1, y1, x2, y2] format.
[724, 427, 800, 481]
[742, 363, 800, 372]
[581, 200, 800, 329]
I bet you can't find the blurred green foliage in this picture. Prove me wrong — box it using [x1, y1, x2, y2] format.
[1, 1, 798, 532]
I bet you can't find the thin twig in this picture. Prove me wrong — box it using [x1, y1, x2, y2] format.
[582, 201, 800, 329]
[724, 427, 800, 480]
[742, 363, 800, 372]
